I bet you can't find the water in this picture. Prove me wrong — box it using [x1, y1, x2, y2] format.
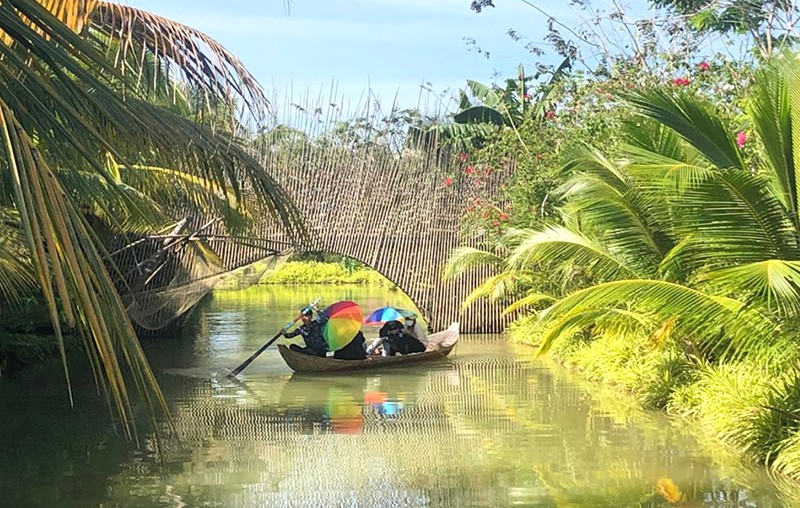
[0, 286, 787, 506]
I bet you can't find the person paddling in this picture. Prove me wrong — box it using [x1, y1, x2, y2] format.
[283, 308, 328, 357]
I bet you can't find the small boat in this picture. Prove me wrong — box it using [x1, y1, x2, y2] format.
[278, 322, 459, 373]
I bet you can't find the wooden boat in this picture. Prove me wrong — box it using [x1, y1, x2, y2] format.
[278, 322, 459, 373]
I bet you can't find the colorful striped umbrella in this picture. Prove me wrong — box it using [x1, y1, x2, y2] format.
[363, 306, 413, 324]
[320, 300, 363, 351]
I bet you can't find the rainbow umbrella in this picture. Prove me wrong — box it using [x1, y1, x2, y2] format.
[363, 306, 412, 324]
[320, 300, 363, 351]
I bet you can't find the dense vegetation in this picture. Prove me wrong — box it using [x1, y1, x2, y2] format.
[0, 1, 303, 435]
[260, 259, 392, 286]
[446, 0, 800, 484]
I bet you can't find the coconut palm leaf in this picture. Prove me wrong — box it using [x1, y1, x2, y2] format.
[55, 168, 169, 234]
[0, 1, 302, 239]
[502, 291, 556, 315]
[624, 88, 746, 171]
[1, 102, 168, 437]
[531, 279, 780, 359]
[0, 209, 36, 304]
[443, 245, 503, 280]
[0, 1, 303, 436]
[91, 2, 268, 122]
[563, 145, 676, 258]
[460, 271, 522, 311]
[668, 170, 800, 271]
[748, 61, 797, 225]
[702, 260, 800, 317]
[507, 226, 639, 282]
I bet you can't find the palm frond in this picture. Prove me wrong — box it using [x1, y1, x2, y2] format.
[561, 145, 675, 272]
[443, 246, 502, 280]
[623, 89, 745, 171]
[0, 208, 36, 304]
[507, 226, 639, 281]
[702, 260, 800, 317]
[532, 279, 780, 360]
[56, 167, 169, 234]
[1, 100, 167, 436]
[92, 2, 269, 123]
[502, 291, 556, 315]
[749, 61, 797, 223]
[460, 271, 518, 311]
[669, 170, 800, 270]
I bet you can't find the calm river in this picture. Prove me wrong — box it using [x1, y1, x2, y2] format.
[0, 285, 788, 506]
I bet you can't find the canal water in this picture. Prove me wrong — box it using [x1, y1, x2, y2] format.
[0, 286, 788, 506]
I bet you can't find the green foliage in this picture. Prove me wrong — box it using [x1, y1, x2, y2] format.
[669, 363, 800, 460]
[553, 330, 696, 409]
[260, 261, 391, 286]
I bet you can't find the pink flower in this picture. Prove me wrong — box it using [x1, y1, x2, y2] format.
[444, 177, 453, 187]
[491, 220, 500, 227]
[465, 166, 474, 175]
[499, 213, 509, 220]
[466, 205, 474, 212]
[736, 131, 747, 148]
[697, 61, 710, 71]
[672, 77, 690, 86]
[545, 111, 556, 120]
[458, 153, 468, 162]
[474, 178, 483, 186]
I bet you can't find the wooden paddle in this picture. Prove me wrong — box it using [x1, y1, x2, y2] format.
[226, 297, 321, 378]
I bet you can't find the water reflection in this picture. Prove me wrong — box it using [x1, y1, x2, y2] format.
[0, 286, 789, 506]
[110, 343, 783, 507]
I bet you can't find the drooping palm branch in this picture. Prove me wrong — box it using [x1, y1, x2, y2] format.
[0, 0, 305, 437]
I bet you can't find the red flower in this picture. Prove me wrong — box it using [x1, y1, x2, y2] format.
[491, 220, 500, 227]
[474, 178, 483, 186]
[697, 61, 710, 71]
[523, 93, 532, 101]
[465, 166, 474, 174]
[466, 205, 474, 212]
[458, 153, 468, 162]
[545, 110, 556, 120]
[535, 153, 543, 160]
[672, 77, 690, 86]
[499, 213, 509, 220]
[444, 177, 453, 187]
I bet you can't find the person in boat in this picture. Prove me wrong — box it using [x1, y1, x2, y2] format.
[283, 308, 328, 357]
[402, 313, 428, 346]
[366, 320, 400, 356]
[366, 320, 425, 356]
[333, 330, 367, 360]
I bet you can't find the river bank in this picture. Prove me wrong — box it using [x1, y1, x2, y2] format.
[526, 326, 800, 492]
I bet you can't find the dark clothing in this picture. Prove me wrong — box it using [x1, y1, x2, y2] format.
[372, 321, 425, 356]
[333, 331, 367, 360]
[392, 331, 426, 355]
[285, 319, 327, 357]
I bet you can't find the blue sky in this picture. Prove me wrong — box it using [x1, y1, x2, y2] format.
[123, 0, 572, 113]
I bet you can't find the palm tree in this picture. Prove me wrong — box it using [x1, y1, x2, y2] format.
[449, 54, 800, 361]
[0, 1, 303, 438]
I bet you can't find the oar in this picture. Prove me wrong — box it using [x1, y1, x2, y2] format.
[226, 297, 321, 378]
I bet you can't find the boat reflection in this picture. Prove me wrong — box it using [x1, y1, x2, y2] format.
[273, 373, 417, 434]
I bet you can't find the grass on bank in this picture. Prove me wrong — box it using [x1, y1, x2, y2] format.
[259, 259, 393, 286]
[530, 328, 800, 486]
